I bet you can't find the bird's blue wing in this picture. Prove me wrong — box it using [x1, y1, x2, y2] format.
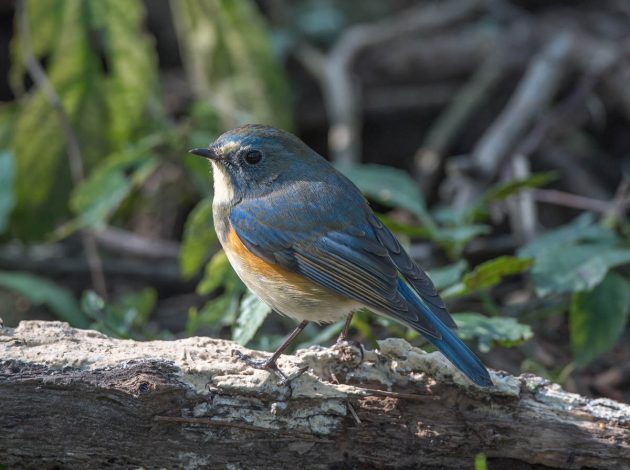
[229, 191, 443, 338]
[229, 187, 492, 386]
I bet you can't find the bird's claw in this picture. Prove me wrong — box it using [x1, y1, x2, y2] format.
[332, 339, 365, 364]
[231, 349, 307, 385]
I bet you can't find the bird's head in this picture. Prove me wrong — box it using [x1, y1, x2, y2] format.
[190, 124, 328, 202]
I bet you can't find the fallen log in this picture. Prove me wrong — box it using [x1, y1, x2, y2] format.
[1, 321, 629, 469]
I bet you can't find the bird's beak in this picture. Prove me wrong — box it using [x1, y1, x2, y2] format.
[189, 147, 219, 161]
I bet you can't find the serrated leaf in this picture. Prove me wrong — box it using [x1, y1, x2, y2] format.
[467, 172, 557, 222]
[69, 153, 158, 230]
[180, 197, 217, 279]
[532, 244, 630, 297]
[232, 290, 272, 346]
[0, 151, 16, 233]
[570, 272, 630, 366]
[464, 256, 532, 291]
[443, 256, 532, 298]
[0, 270, 88, 327]
[11, 0, 158, 238]
[338, 164, 435, 229]
[97, 0, 158, 148]
[453, 313, 533, 353]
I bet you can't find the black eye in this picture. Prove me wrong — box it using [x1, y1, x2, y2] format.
[244, 150, 262, 165]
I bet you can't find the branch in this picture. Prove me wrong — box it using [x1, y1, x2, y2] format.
[472, 32, 574, 178]
[297, 0, 487, 165]
[1, 321, 629, 469]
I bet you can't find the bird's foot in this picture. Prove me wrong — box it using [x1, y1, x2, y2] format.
[331, 339, 364, 366]
[231, 349, 307, 385]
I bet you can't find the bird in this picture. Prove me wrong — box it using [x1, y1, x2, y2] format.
[190, 124, 493, 387]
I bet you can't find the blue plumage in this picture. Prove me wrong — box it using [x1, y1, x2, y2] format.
[190, 124, 493, 387]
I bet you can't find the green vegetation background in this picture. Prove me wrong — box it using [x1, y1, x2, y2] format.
[0, 0, 629, 394]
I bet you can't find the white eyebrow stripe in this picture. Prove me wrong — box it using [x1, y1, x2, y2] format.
[218, 141, 240, 154]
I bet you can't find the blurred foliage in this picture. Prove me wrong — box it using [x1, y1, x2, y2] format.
[0, 0, 628, 377]
[170, 0, 293, 130]
[0, 270, 88, 328]
[81, 288, 170, 339]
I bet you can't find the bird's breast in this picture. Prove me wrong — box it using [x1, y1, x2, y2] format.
[220, 224, 360, 323]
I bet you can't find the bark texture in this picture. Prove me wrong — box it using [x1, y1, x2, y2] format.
[1, 321, 629, 469]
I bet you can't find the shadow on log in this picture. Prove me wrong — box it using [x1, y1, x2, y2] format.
[1, 321, 629, 469]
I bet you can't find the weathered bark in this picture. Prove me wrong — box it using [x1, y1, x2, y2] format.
[1, 321, 629, 469]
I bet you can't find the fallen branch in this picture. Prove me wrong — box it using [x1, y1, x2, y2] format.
[1, 321, 629, 469]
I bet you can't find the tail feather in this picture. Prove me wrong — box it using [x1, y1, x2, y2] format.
[396, 280, 493, 387]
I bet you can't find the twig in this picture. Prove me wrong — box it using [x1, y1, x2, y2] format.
[572, 33, 630, 122]
[472, 32, 574, 178]
[93, 227, 180, 260]
[16, 0, 107, 299]
[415, 55, 507, 195]
[504, 155, 537, 242]
[531, 189, 611, 213]
[297, 0, 487, 165]
[604, 178, 630, 226]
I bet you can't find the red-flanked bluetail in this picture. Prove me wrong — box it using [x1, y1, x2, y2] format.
[190, 125, 493, 387]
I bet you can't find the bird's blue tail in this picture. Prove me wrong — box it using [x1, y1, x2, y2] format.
[397, 280, 493, 387]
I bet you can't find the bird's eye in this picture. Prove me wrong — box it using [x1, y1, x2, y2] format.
[244, 150, 262, 165]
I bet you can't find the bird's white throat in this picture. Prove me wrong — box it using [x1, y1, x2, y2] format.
[211, 162, 235, 205]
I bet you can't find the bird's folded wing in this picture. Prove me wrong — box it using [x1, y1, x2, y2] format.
[229, 203, 441, 338]
[367, 213, 456, 329]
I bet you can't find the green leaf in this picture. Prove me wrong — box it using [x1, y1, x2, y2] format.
[232, 290, 272, 346]
[431, 224, 492, 257]
[0, 151, 16, 233]
[197, 250, 243, 295]
[171, 0, 293, 129]
[0, 271, 88, 328]
[81, 290, 105, 320]
[11, 0, 158, 238]
[474, 454, 488, 470]
[96, 0, 158, 148]
[531, 244, 630, 297]
[453, 313, 533, 353]
[180, 197, 217, 279]
[464, 256, 533, 291]
[570, 272, 630, 366]
[338, 164, 435, 229]
[68, 153, 158, 230]
[443, 256, 532, 298]
[518, 213, 616, 259]
[114, 287, 157, 328]
[427, 260, 468, 291]
[467, 172, 557, 222]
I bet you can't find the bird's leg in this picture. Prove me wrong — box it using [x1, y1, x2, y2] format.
[232, 320, 309, 384]
[336, 313, 354, 343]
[333, 313, 364, 364]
